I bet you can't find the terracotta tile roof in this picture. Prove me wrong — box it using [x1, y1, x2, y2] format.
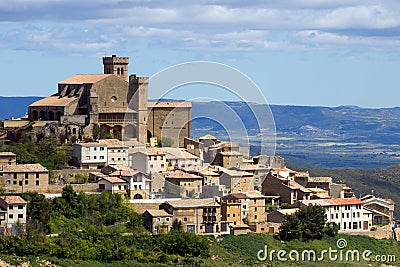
[147, 101, 192, 108]
[273, 168, 296, 173]
[0, 152, 16, 156]
[324, 197, 365, 206]
[163, 148, 199, 160]
[0, 164, 48, 172]
[210, 142, 239, 149]
[300, 197, 363, 206]
[287, 181, 311, 192]
[144, 209, 172, 217]
[198, 134, 218, 140]
[0, 196, 27, 204]
[100, 176, 127, 184]
[219, 151, 243, 156]
[294, 172, 309, 177]
[98, 139, 125, 148]
[244, 190, 268, 199]
[199, 170, 220, 176]
[222, 192, 248, 200]
[274, 208, 299, 215]
[385, 198, 394, 205]
[222, 169, 253, 177]
[59, 74, 112, 84]
[165, 198, 220, 208]
[166, 170, 202, 179]
[145, 147, 166, 156]
[29, 96, 79, 107]
[308, 177, 332, 183]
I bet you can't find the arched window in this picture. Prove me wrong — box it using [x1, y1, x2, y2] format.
[56, 111, 62, 120]
[48, 111, 54, 120]
[39, 110, 46, 120]
[32, 110, 38, 121]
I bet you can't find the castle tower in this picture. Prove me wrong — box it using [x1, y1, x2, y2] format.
[103, 55, 129, 81]
[129, 74, 148, 143]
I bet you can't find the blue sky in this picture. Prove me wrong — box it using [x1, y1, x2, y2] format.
[1, 0, 400, 107]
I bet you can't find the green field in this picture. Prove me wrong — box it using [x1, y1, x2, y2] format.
[1, 233, 399, 266]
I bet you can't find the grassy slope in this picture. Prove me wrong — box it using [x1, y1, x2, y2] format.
[2, 234, 399, 266]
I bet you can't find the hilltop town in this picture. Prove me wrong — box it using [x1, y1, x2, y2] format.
[0, 55, 396, 241]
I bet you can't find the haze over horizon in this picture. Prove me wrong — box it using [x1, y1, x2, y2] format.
[0, 1, 400, 108]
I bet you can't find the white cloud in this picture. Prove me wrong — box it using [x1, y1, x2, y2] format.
[1, 1, 400, 54]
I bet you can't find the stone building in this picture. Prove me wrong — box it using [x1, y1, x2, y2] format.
[0, 152, 16, 166]
[160, 198, 222, 235]
[143, 209, 173, 235]
[26, 54, 191, 147]
[0, 164, 49, 193]
[146, 102, 192, 147]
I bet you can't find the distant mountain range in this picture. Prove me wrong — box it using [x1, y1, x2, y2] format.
[2, 96, 400, 168]
[0, 96, 42, 120]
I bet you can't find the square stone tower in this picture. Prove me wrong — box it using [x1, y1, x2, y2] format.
[103, 55, 129, 81]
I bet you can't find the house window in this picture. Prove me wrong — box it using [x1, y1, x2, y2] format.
[184, 217, 188, 222]
[25, 180, 28, 185]
[36, 181, 40, 186]
[94, 156, 97, 160]
[254, 215, 257, 220]
[36, 173, 39, 179]
[18, 205, 23, 209]
[25, 173, 28, 179]
[85, 156, 90, 160]
[13, 181, 17, 185]
[19, 181, 22, 186]
[18, 214, 23, 219]
[94, 147, 97, 151]
[14, 173, 17, 179]
[8, 214, 13, 219]
[166, 217, 170, 222]
[9, 205, 13, 210]
[100, 147, 105, 151]
[100, 156, 104, 159]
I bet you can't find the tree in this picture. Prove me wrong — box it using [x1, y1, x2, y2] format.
[296, 204, 327, 240]
[171, 219, 183, 232]
[278, 213, 302, 240]
[159, 137, 174, 147]
[279, 204, 330, 241]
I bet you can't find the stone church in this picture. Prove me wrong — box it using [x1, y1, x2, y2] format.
[28, 55, 191, 146]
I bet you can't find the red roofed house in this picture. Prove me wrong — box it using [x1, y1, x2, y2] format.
[97, 176, 128, 196]
[0, 196, 27, 236]
[292, 197, 372, 231]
